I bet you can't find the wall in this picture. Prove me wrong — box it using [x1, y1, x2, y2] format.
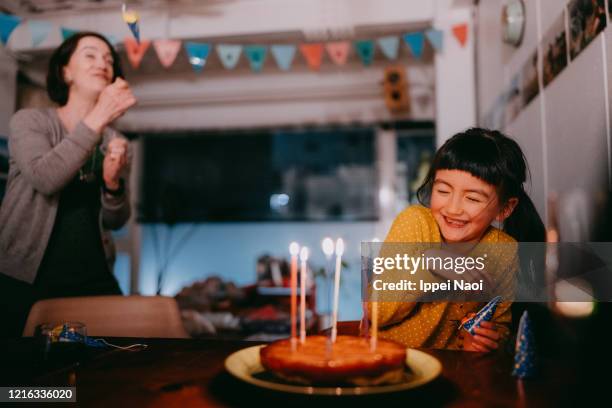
[2, 0, 478, 321]
[476, 0, 611, 238]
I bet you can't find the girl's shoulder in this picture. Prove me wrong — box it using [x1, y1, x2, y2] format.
[388, 205, 440, 242]
[482, 226, 517, 244]
[396, 205, 435, 223]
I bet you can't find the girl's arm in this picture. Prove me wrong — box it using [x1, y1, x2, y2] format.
[462, 248, 517, 352]
[370, 206, 440, 327]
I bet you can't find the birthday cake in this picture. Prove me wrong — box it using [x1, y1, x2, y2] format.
[260, 335, 407, 386]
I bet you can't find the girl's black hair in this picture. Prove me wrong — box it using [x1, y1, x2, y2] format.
[47, 31, 123, 106]
[417, 127, 545, 242]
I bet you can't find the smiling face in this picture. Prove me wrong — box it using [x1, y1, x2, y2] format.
[430, 169, 515, 243]
[63, 36, 114, 100]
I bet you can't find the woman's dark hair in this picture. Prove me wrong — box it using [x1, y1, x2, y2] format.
[47, 32, 123, 106]
[417, 127, 545, 242]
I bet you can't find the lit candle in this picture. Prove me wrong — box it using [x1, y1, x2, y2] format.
[321, 237, 334, 260]
[331, 238, 345, 343]
[370, 301, 378, 351]
[370, 238, 379, 351]
[289, 242, 300, 349]
[321, 237, 334, 332]
[299, 246, 310, 344]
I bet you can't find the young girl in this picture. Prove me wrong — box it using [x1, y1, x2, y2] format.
[369, 128, 545, 352]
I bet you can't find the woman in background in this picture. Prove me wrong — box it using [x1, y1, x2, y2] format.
[0, 32, 136, 337]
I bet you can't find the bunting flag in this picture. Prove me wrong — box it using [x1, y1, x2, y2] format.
[121, 4, 140, 43]
[354, 40, 375, 66]
[153, 39, 181, 68]
[300, 43, 324, 70]
[377, 36, 400, 60]
[28, 20, 52, 47]
[452, 23, 468, 47]
[271, 44, 296, 71]
[425, 29, 444, 52]
[124, 37, 150, 69]
[216, 44, 242, 69]
[403, 32, 425, 59]
[325, 41, 350, 65]
[0, 13, 21, 45]
[184, 42, 210, 72]
[61, 27, 78, 41]
[244, 45, 267, 72]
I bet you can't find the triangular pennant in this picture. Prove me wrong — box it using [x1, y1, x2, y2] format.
[122, 4, 140, 43]
[216, 44, 242, 70]
[0, 13, 21, 45]
[28, 20, 52, 47]
[61, 27, 78, 41]
[452, 23, 468, 47]
[244, 45, 267, 72]
[124, 37, 150, 69]
[377, 36, 400, 60]
[300, 43, 324, 70]
[354, 40, 375, 66]
[425, 29, 444, 52]
[325, 41, 350, 65]
[184, 42, 210, 73]
[403, 32, 425, 59]
[271, 44, 296, 71]
[153, 39, 181, 68]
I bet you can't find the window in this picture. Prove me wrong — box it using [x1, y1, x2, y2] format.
[139, 126, 378, 222]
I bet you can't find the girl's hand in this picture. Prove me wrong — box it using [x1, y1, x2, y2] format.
[461, 313, 501, 352]
[84, 78, 137, 134]
[103, 137, 128, 190]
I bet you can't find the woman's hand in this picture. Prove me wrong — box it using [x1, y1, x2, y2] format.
[461, 313, 501, 352]
[103, 137, 128, 190]
[84, 78, 136, 135]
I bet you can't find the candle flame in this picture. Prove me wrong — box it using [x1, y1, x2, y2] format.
[289, 242, 300, 256]
[321, 237, 334, 257]
[122, 4, 139, 23]
[335, 238, 345, 256]
[300, 246, 310, 261]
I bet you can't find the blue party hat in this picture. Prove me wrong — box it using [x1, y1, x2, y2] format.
[461, 296, 502, 335]
[512, 311, 536, 378]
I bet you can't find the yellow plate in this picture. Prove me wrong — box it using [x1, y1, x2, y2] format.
[224, 345, 442, 396]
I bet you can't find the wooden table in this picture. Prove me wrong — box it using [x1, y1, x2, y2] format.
[0, 324, 578, 407]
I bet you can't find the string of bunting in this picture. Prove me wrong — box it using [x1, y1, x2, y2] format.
[0, 11, 468, 73]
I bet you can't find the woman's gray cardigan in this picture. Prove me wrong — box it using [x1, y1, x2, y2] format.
[0, 108, 131, 284]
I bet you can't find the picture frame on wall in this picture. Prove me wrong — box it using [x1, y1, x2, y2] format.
[568, 0, 607, 61]
[505, 73, 522, 125]
[521, 49, 540, 108]
[542, 11, 569, 88]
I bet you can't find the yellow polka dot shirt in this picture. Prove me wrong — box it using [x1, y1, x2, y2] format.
[369, 205, 517, 350]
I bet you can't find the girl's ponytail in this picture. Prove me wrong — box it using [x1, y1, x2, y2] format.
[503, 189, 546, 242]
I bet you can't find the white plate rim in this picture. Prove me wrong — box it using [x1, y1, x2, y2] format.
[224, 344, 442, 396]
